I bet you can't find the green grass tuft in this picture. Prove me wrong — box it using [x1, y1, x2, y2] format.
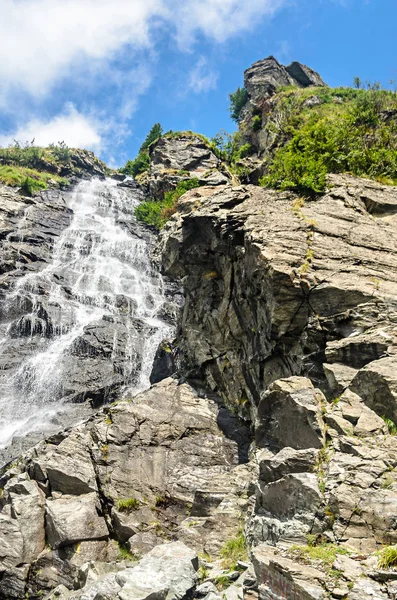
[219, 531, 248, 570]
[383, 416, 397, 435]
[289, 542, 350, 570]
[117, 497, 140, 512]
[377, 545, 397, 569]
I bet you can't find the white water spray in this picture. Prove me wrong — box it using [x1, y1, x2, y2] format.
[0, 179, 172, 449]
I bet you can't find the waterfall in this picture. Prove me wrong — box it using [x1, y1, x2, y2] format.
[0, 178, 172, 451]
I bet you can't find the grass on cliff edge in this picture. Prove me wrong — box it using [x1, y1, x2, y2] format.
[260, 84, 397, 195]
[134, 178, 200, 230]
[0, 165, 69, 195]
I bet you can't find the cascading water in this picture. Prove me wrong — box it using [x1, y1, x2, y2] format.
[0, 178, 173, 453]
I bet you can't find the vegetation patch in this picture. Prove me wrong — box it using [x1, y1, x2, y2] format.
[117, 542, 138, 561]
[229, 87, 249, 122]
[383, 416, 397, 435]
[135, 178, 200, 230]
[259, 83, 397, 195]
[0, 164, 69, 195]
[117, 497, 140, 512]
[120, 123, 163, 178]
[220, 531, 248, 570]
[288, 542, 350, 572]
[377, 545, 397, 569]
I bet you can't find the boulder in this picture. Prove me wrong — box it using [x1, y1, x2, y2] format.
[349, 356, 397, 421]
[115, 542, 198, 600]
[258, 447, 319, 484]
[45, 493, 109, 549]
[43, 430, 98, 495]
[256, 378, 326, 451]
[4, 476, 46, 562]
[251, 544, 326, 600]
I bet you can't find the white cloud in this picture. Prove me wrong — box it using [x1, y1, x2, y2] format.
[174, 0, 287, 47]
[188, 57, 218, 93]
[0, 0, 292, 158]
[0, 105, 102, 151]
[0, 0, 287, 98]
[0, 0, 163, 98]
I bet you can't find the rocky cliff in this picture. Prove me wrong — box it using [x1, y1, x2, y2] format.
[1, 56, 397, 600]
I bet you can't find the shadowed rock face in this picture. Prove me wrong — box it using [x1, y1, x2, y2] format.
[160, 174, 397, 420]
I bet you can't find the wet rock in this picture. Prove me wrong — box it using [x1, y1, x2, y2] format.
[150, 338, 178, 384]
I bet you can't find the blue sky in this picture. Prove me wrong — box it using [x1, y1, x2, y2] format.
[0, 0, 396, 167]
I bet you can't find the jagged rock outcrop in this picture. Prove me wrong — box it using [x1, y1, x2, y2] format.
[237, 56, 325, 176]
[155, 172, 397, 598]
[243, 56, 324, 106]
[143, 133, 231, 199]
[242, 55, 324, 111]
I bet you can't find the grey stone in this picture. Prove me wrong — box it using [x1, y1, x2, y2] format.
[256, 378, 326, 451]
[46, 493, 109, 549]
[251, 544, 326, 600]
[258, 447, 319, 484]
[115, 542, 198, 600]
[4, 476, 46, 562]
[196, 581, 218, 596]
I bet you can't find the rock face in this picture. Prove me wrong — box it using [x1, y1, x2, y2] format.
[2, 56, 397, 600]
[144, 133, 231, 199]
[160, 174, 397, 417]
[0, 379, 252, 598]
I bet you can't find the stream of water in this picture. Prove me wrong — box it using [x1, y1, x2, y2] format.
[0, 178, 172, 450]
